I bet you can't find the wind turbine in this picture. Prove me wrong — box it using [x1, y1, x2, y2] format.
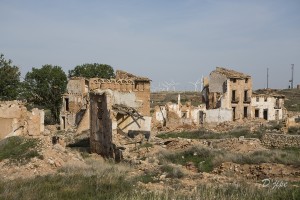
[189, 79, 201, 91]
[169, 80, 179, 91]
[162, 82, 171, 91]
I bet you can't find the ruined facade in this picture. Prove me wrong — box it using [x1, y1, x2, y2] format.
[60, 78, 90, 133]
[60, 70, 151, 160]
[0, 101, 44, 140]
[89, 71, 151, 160]
[251, 93, 285, 121]
[154, 94, 206, 127]
[203, 67, 252, 122]
[203, 67, 286, 123]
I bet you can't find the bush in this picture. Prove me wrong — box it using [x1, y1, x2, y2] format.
[159, 147, 215, 172]
[160, 164, 184, 179]
[0, 136, 42, 165]
[157, 128, 263, 140]
[136, 172, 158, 184]
[288, 127, 300, 135]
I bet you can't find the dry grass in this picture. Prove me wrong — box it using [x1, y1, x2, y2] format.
[1, 155, 300, 199]
[158, 145, 300, 173]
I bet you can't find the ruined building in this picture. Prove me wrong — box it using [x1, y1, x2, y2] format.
[60, 78, 90, 134]
[153, 94, 206, 127]
[0, 101, 44, 140]
[60, 70, 151, 160]
[203, 67, 286, 122]
[251, 92, 285, 121]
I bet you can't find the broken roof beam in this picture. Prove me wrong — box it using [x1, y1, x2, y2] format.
[112, 104, 144, 119]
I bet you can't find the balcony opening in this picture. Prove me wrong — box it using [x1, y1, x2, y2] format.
[263, 109, 268, 120]
[232, 90, 236, 102]
[232, 107, 236, 121]
[244, 107, 248, 118]
[244, 90, 248, 102]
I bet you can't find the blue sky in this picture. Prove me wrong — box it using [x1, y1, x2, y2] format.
[1, 0, 300, 90]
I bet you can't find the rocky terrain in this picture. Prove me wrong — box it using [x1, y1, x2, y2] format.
[1, 119, 300, 199]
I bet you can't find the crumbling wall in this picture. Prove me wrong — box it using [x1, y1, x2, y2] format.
[206, 67, 253, 121]
[90, 93, 114, 158]
[62, 71, 151, 135]
[27, 108, 45, 136]
[205, 108, 232, 123]
[262, 133, 300, 148]
[0, 101, 44, 140]
[89, 78, 150, 116]
[286, 115, 300, 127]
[90, 87, 151, 160]
[60, 78, 89, 131]
[209, 72, 227, 93]
[154, 105, 167, 125]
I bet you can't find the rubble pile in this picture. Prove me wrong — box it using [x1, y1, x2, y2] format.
[0, 135, 85, 180]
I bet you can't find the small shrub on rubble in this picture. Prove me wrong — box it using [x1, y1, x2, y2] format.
[0, 136, 42, 165]
[160, 164, 184, 179]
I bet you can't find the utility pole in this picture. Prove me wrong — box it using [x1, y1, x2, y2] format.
[267, 68, 269, 89]
[291, 64, 294, 89]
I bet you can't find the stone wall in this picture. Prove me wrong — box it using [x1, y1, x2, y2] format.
[0, 101, 44, 140]
[90, 88, 152, 160]
[209, 72, 227, 93]
[261, 133, 300, 148]
[89, 78, 150, 116]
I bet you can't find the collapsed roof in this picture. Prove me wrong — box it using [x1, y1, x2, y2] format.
[211, 67, 251, 79]
[115, 70, 151, 82]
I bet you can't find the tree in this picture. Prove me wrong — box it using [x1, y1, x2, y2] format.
[25, 65, 67, 123]
[0, 54, 21, 100]
[68, 63, 115, 79]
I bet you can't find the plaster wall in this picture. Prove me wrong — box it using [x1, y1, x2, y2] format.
[251, 97, 283, 120]
[0, 101, 44, 140]
[209, 72, 227, 93]
[205, 108, 233, 123]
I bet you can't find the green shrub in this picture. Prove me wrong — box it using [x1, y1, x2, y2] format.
[157, 128, 263, 140]
[139, 142, 153, 148]
[136, 171, 159, 184]
[0, 136, 42, 165]
[288, 127, 300, 135]
[160, 147, 215, 172]
[160, 164, 184, 179]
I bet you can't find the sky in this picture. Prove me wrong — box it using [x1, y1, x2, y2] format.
[1, 0, 300, 90]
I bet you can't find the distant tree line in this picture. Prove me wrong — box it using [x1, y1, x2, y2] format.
[0, 53, 115, 124]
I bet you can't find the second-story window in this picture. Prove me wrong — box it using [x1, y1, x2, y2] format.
[65, 98, 69, 111]
[244, 90, 248, 101]
[232, 90, 236, 101]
